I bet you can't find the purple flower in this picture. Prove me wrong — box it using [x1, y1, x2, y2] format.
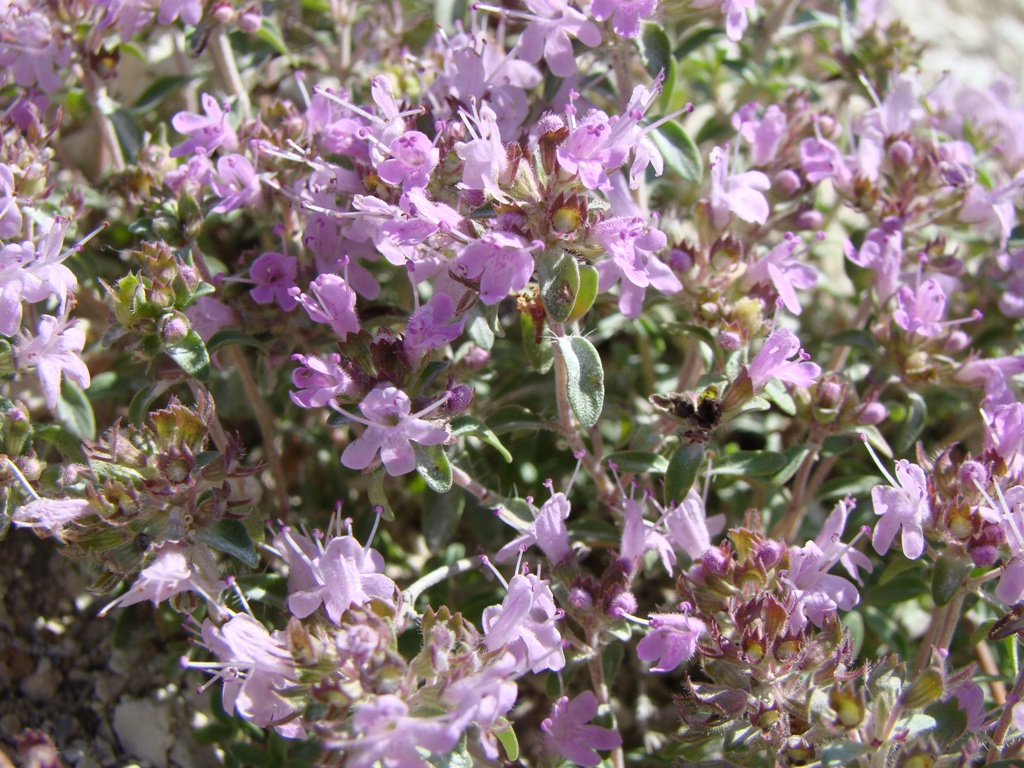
[11, 497, 91, 540]
[377, 131, 439, 189]
[249, 252, 298, 311]
[0, 6, 72, 93]
[708, 145, 771, 228]
[291, 273, 360, 340]
[871, 460, 932, 560]
[210, 154, 260, 214]
[690, 0, 756, 41]
[1, 218, 78, 337]
[662, 489, 726, 561]
[985, 402, 1024, 475]
[558, 111, 630, 191]
[496, 491, 573, 565]
[290, 353, 359, 408]
[619, 497, 675, 575]
[843, 221, 903, 300]
[482, 572, 565, 674]
[991, 486, 1024, 605]
[799, 137, 853, 191]
[274, 530, 396, 623]
[733, 102, 788, 166]
[742, 233, 817, 315]
[542, 691, 623, 767]
[636, 612, 706, 672]
[100, 544, 226, 615]
[199, 614, 300, 734]
[186, 296, 239, 341]
[0, 164, 23, 239]
[442, 654, 519, 760]
[516, 0, 602, 78]
[593, 216, 678, 318]
[590, 0, 658, 38]
[13, 313, 91, 410]
[170, 93, 238, 158]
[893, 279, 976, 338]
[340, 386, 449, 476]
[746, 327, 821, 391]
[455, 232, 537, 305]
[337, 695, 458, 768]
[404, 293, 466, 365]
[454, 106, 510, 202]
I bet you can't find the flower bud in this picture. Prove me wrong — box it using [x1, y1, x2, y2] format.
[606, 590, 637, 618]
[817, 379, 844, 409]
[668, 247, 693, 273]
[719, 330, 743, 352]
[445, 384, 474, 414]
[568, 585, 594, 611]
[793, 209, 823, 230]
[829, 684, 865, 728]
[211, 1, 234, 24]
[944, 330, 970, 354]
[700, 546, 730, 577]
[857, 402, 888, 425]
[773, 169, 802, 198]
[889, 139, 914, 172]
[755, 540, 783, 569]
[239, 4, 262, 32]
[900, 668, 944, 710]
[160, 315, 190, 342]
[959, 460, 988, 489]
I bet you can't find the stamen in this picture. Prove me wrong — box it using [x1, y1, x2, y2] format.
[364, 505, 383, 553]
[480, 555, 509, 590]
[2, 456, 40, 500]
[859, 433, 898, 487]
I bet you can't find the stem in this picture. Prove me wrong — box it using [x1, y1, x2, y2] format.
[403, 556, 480, 604]
[451, 464, 500, 505]
[911, 587, 966, 679]
[186, 379, 229, 454]
[208, 27, 251, 117]
[769, 437, 824, 541]
[973, 638, 1007, 706]
[82, 74, 125, 174]
[586, 630, 625, 768]
[228, 346, 291, 518]
[993, 651, 1024, 751]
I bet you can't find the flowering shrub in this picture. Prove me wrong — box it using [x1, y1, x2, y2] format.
[5, 0, 1024, 765]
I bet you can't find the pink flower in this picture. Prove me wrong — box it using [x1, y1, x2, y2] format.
[377, 132, 439, 189]
[0, 164, 22, 239]
[210, 154, 260, 214]
[746, 327, 820, 391]
[483, 572, 565, 674]
[340, 386, 449, 476]
[871, 460, 932, 560]
[13, 313, 91, 410]
[249, 252, 298, 311]
[593, 216, 678, 318]
[403, 293, 466, 365]
[273, 529, 396, 623]
[455, 232, 537, 305]
[337, 695, 459, 768]
[495, 491, 573, 565]
[663, 489, 725, 560]
[636, 611, 706, 672]
[170, 93, 238, 158]
[290, 273, 360, 340]
[708, 145, 770, 228]
[290, 353, 359, 408]
[590, 0, 658, 38]
[542, 691, 622, 767]
[99, 544, 226, 615]
[199, 614, 300, 734]
[516, 0, 602, 78]
[11, 497, 91, 540]
[742, 233, 817, 316]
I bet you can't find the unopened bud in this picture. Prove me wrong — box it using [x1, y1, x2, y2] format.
[161, 315, 190, 342]
[719, 330, 743, 352]
[818, 379, 844, 409]
[568, 586, 594, 611]
[900, 668, 944, 710]
[960, 460, 988, 489]
[756, 540, 783, 569]
[700, 546, 729, 577]
[445, 384, 474, 414]
[606, 590, 637, 618]
[239, 4, 262, 32]
[793, 209, 823, 230]
[857, 402, 888, 425]
[829, 685, 865, 728]
[969, 542, 999, 568]
[211, 1, 234, 24]
[889, 139, 914, 172]
[773, 169, 802, 198]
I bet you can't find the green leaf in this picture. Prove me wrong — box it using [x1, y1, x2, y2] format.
[521, 312, 554, 373]
[197, 519, 259, 568]
[414, 443, 453, 493]
[426, 737, 473, 768]
[924, 697, 968, 747]
[674, 26, 725, 58]
[650, 121, 703, 184]
[931, 551, 972, 607]
[711, 450, 788, 477]
[605, 450, 669, 474]
[466, 306, 495, 350]
[764, 378, 796, 416]
[567, 265, 599, 322]
[821, 742, 869, 766]
[165, 330, 211, 382]
[424, 488, 465, 550]
[56, 380, 96, 441]
[368, 467, 395, 521]
[496, 725, 519, 761]
[255, 17, 290, 55]
[555, 336, 605, 428]
[665, 443, 705, 504]
[486, 404, 549, 435]
[131, 75, 194, 114]
[638, 22, 672, 79]
[537, 247, 580, 324]
[771, 444, 812, 486]
[206, 330, 264, 354]
[228, 743, 271, 766]
[894, 391, 927, 456]
[829, 328, 880, 354]
[450, 416, 513, 462]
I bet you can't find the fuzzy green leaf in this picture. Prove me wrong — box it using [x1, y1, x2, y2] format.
[556, 336, 605, 428]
